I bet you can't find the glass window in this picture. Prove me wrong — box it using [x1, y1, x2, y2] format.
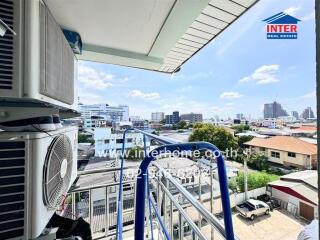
[271, 151, 280, 158]
[104, 140, 110, 144]
[116, 139, 123, 144]
[259, 147, 266, 151]
[127, 138, 133, 143]
[288, 152, 296, 158]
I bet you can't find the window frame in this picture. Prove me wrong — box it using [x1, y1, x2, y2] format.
[271, 151, 280, 158]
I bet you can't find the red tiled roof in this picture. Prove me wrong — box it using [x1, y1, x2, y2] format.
[245, 136, 317, 155]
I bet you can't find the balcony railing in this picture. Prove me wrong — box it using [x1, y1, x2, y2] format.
[64, 129, 237, 240]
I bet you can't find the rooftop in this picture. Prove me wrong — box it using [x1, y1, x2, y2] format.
[245, 136, 317, 155]
[269, 170, 318, 205]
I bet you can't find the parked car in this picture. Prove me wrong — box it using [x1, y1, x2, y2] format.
[237, 199, 270, 220]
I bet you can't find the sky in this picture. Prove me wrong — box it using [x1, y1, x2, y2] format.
[77, 0, 316, 120]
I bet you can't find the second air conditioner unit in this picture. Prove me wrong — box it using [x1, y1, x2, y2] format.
[0, 126, 78, 239]
[0, 0, 77, 110]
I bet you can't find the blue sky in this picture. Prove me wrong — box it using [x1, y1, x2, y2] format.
[78, 0, 316, 119]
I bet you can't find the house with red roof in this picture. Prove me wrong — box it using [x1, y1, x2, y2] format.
[245, 136, 317, 169]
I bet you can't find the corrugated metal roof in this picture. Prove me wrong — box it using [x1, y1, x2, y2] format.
[270, 180, 317, 205]
[269, 170, 318, 205]
[44, 0, 258, 73]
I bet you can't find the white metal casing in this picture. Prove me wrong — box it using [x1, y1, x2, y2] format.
[0, 0, 77, 110]
[0, 126, 78, 239]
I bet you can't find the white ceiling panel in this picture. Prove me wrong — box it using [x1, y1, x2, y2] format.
[182, 34, 209, 44]
[203, 5, 237, 23]
[44, 0, 258, 73]
[209, 0, 246, 16]
[45, 0, 175, 54]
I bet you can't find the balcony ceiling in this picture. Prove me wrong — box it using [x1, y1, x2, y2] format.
[44, 0, 258, 73]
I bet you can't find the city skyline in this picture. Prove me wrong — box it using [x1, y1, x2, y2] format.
[77, 0, 315, 119]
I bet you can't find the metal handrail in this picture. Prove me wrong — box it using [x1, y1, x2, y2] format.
[152, 162, 239, 240]
[76, 129, 235, 239]
[134, 141, 235, 240]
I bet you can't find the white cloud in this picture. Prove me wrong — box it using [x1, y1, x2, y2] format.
[78, 91, 105, 105]
[220, 92, 243, 99]
[301, 11, 315, 21]
[129, 90, 160, 100]
[78, 64, 114, 89]
[284, 6, 300, 16]
[181, 85, 193, 92]
[294, 90, 316, 100]
[239, 64, 280, 84]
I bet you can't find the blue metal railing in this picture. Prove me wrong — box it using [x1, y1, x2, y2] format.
[116, 129, 235, 240]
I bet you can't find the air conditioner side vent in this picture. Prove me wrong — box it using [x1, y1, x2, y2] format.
[0, 0, 14, 90]
[0, 140, 25, 240]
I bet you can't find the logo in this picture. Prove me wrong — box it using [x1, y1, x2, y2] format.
[263, 12, 300, 39]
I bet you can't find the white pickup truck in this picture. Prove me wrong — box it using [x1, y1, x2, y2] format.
[236, 199, 270, 220]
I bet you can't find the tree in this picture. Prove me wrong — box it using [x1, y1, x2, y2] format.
[160, 119, 166, 125]
[126, 146, 145, 161]
[236, 171, 279, 192]
[189, 123, 238, 151]
[247, 153, 269, 171]
[173, 121, 188, 130]
[231, 124, 250, 134]
[78, 133, 94, 144]
[237, 135, 253, 148]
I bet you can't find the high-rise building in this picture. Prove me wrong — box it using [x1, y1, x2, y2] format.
[236, 113, 244, 120]
[291, 111, 299, 120]
[263, 101, 288, 119]
[300, 107, 315, 119]
[180, 113, 203, 123]
[172, 111, 180, 124]
[151, 112, 164, 122]
[165, 115, 173, 124]
[79, 104, 129, 123]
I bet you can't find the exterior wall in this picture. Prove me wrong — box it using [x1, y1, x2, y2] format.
[94, 128, 150, 157]
[251, 146, 313, 169]
[271, 188, 318, 220]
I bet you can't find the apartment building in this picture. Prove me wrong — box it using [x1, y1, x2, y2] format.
[151, 112, 164, 122]
[79, 104, 129, 122]
[245, 136, 317, 169]
[180, 113, 203, 123]
[94, 128, 150, 158]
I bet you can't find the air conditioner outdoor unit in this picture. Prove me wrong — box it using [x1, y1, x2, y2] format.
[0, 126, 78, 239]
[0, 0, 77, 110]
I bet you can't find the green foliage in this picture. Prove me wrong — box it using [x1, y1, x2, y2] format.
[231, 124, 250, 133]
[228, 178, 238, 192]
[126, 146, 144, 161]
[237, 135, 253, 148]
[247, 153, 269, 171]
[236, 171, 279, 192]
[78, 133, 94, 144]
[173, 121, 191, 130]
[189, 123, 238, 151]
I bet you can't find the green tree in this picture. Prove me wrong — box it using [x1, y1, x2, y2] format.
[231, 124, 250, 134]
[247, 153, 269, 171]
[78, 133, 94, 144]
[126, 146, 144, 161]
[236, 171, 279, 192]
[189, 123, 238, 151]
[174, 121, 188, 129]
[237, 135, 253, 148]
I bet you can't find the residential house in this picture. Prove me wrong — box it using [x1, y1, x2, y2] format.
[245, 136, 317, 169]
[268, 170, 318, 221]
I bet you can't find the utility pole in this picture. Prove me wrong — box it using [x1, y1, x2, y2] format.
[244, 156, 248, 200]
